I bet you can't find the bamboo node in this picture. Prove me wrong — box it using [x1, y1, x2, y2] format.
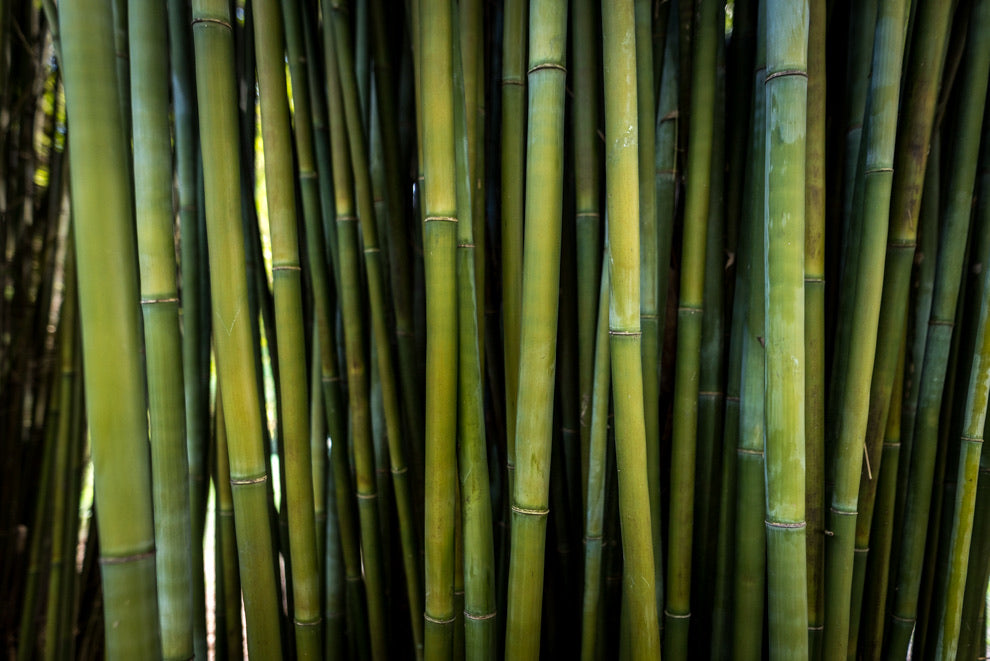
[299, 171, 317, 180]
[391, 466, 409, 475]
[140, 296, 179, 305]
[829, 507, 856, 517]
[864, 166, 894, 175]
[527, 62, 566, 75]
[764, 520, 806, 529]
[501, 77, 524, 87]
[191, 17, 232, 30]
[336, 215, 358, 223]
[609, 330, 642, 337]
[272, 265, 302, 271]
[890, 614, 915, 624]
[960, 435, 983, 443]
[576, 212, 600, 218]
[465, 610, 497, 621]
[294, 617, 322, 628]
[356, 492, 378, 501]
[583, 534, 603, 542]
[363, 247, 381, 254]
[425, 215, 457, 223]
[511, 505, 549, 517]
[100, 549, 155, 565]
[663, 610, 691, 619]
[230, 474, 268, 486]
[424, 613, 456, 625]
[457, 243, 476, 249]
[765, 69, 808, 83]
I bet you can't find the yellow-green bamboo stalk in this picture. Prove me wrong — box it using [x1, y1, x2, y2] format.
[804, 0, 825, 655]
[665, 0, 718, 655]
[764, 1, 809, 658]
[214, 390, 245, 661]
[165, 0, 208, 653]
[503, 2, 568, 658]
[580, 253, 610, 661]
[500, 0, 527, 490]
[602, 2, 661, 658]
[43, 248, 77, 661]
[571, 0, 600, 512]
[191, 0, 282, 654]
[251, 0, 322, 654]
[419, 0, 459, 656]
[60, 0, 161, 655]
[129, 0, 195, 657]
[452, 23, 496, 661]
[633, 0, 663, 632]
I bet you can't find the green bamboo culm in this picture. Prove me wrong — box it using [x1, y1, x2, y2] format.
[191, 0, 282, 655]
[665, 0, 718, 655]
[420, 0, 460, 656]
[803, 0, 825, 655]
[503, 1, 568, 658]
[601, 1, 661, 658]
[252, 0, 322, 655]
[763, 1, 809, 658]
[732, 7, 768, 656]
[452, 19, 497, 661]
[579, 253, 611, 661]
[59, 0, 162, 655]
[500, 0, 527, 492]
[165, 0, 209, 654]
[822, 0, 908, 656]
[129, 0, 195, 657]
[571, 0, 600, 513]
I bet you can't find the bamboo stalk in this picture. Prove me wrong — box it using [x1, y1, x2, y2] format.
[165, 0, 209, 653]
[503, 2, 568, 658]
[664, 0, 718, 654]
[763, 1, 810, 658]
[129, 0, 195, 657]
[419, 0, 460, 656]
[580, 253, 610, 661]
[252, 0, 322, 654]
[190, 0, 282, 654]
[732, 9, 768, 655]
[452, 22, 497, 661]
[601, 2, 661, 658]
[500, 0, 527, 492]
[59, 0, 161, 654]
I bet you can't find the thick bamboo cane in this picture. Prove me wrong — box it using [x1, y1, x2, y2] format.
[190, 0, 282, 654]
[129, 0, 195, 657]
[763, 1, 810, 658]
[602, 2, 661, 658]
[503, 2, 568, 658]
[60, 0, 161, 655]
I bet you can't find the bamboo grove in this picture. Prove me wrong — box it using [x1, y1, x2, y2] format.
[5, 0, 990, 658]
